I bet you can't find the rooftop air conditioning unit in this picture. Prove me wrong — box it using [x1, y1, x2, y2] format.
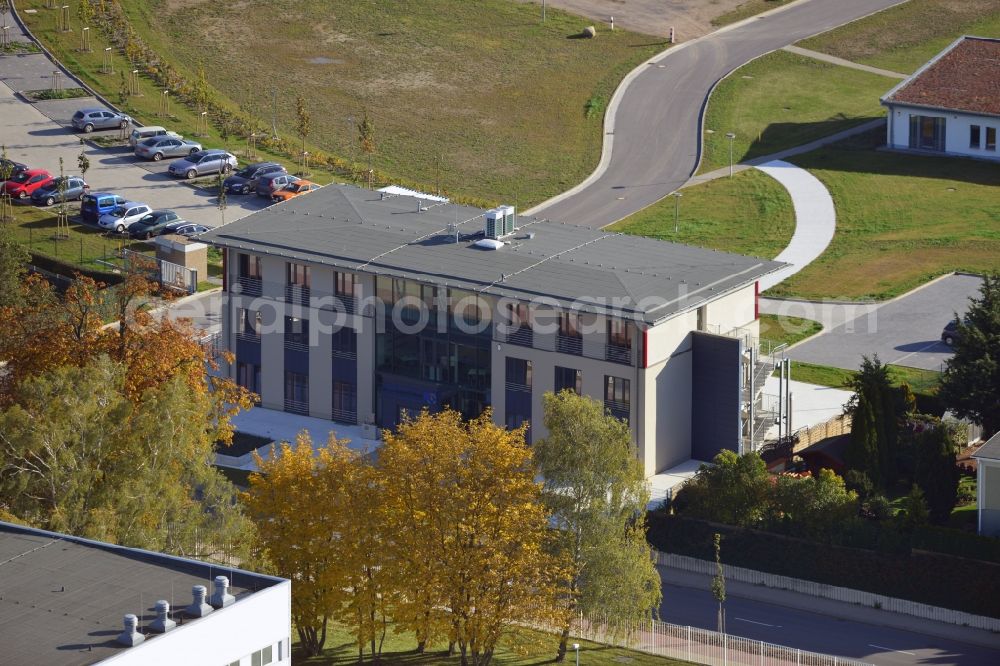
[484, 205, 515, 240]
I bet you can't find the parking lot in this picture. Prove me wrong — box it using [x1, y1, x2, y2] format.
[765, 274, 984, 372]
[0, 48, 268, 228]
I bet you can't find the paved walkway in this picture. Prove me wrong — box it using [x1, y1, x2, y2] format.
[783, 45, 909, 79]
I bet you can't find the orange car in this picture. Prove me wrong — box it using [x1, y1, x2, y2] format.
[271, 180, 321, 202]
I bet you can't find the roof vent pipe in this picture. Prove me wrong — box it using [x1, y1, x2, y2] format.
[116, 614, 145, 647]
[210, 575, 235, 609]
[186, 584, 213, 618]
[150, 600, 176, 634]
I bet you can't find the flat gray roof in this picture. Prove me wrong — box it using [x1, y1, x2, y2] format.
[201, 185, 785, 324]
[973, 431, 1000, 462]
[0, 522, 283, 666]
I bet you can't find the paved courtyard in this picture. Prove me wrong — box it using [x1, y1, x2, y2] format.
[769, 274, 984, 372]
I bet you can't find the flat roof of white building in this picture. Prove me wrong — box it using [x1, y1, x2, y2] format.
[201, 184, 785, 324]
[0, 522, 285, 665]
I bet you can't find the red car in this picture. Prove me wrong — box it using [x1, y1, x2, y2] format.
[2, 168, 53, 199]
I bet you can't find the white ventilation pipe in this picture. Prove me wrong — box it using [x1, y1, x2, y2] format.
[116, 614, 144, 647]
[150, 600, 176, 633]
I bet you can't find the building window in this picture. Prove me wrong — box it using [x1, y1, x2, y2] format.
[332, 381, 357, 423]
[251, 645, 273, 666]
[987, 127, 997, 152]
[607, 319, 632, 348]
[604, 375, 630, 423]
[970, 125, 981, 149]
[284, 372, 309, 415]
[554, 366, 582, 395]
[507, 302, 531, 330]
[335, 271, 358, 297]
[505, 357, 532, 390]
[285, 315, 309, 348]
[558, 312, 581, 338]
[332, 327, 357, 358]
[237, 307, 261, 338]
[287, 262, 310, 287]
[236, 362, 260, 394]
[908, 115, 945, 151]
[238, 253, 261, 279]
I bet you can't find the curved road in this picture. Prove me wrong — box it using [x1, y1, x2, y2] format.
[530, 0, 905, 228]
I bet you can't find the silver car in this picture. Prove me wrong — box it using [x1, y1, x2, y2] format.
[98, 201, 153, 233]
[134, 136, 203, 161]
[71, 108, 132, 133]
[167, 150, 238, 179]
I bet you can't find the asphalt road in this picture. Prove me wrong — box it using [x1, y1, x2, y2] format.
[530, 0, 906, 228]
[777, 274, 984, 371]
[660, 575, 1000, 666]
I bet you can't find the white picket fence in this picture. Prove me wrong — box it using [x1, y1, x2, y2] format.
[656, 551, 1000, 632]
[578, 613, 872, 666]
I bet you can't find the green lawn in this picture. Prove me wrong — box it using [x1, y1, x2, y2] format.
[6, 204, 154, 272]
[608, 168, 794, 258]
[787, 360, 941, 397]
[767, 131, 1000, 300]
[758, 314, 822, 350]
[23, 0, 665, 207]
[699, 50, 895, 173]
[294, 622, 690, 666]
[711, 0, 796, 27]
[798, 0, 1000, 75]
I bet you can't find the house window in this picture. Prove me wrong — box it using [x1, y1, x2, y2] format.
[970, 125, 981, 149]
[251, 645, 273, 666]
[284, 372, 309, 414]
[236, 362, 260, 394]
[507, 302, 531, 330]
[909, 115, 945, 151]
[332, 381, 357, 422]
[558, 312, 581, 338]
[505, 357, 532, 389]
[238, 253, 261, 279]
[285, 315, 309, 347]
[987, 127, 997, 152]
[332, 327, 357, 357]
[604, 375, 630, 423]
[554, 366, 582, 395]
[335, 271, 358, 298]
[607, 319, 632, 348]
[287, 262, 310, 288]
[237, 307, 261, 337]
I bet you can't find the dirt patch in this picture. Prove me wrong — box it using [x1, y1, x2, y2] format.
[511, 0, 760, 39]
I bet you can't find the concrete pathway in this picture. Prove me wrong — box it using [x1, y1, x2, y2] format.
[783, 45, 909, 78]
[753, 160, 836, 291]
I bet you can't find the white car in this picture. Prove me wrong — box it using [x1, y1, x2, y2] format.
[98, 201, 153, 233]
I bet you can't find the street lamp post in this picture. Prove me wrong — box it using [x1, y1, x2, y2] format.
[672, 191, 683, 234]
[725, 132, 736, 178]
[573, 643, 580, 666]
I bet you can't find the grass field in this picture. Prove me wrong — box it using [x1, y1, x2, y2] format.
[788, 360, 941, 396]
[758, 314, 822, 349]
[798, 0, 1000, 75]
[711, 0, 795, 27]
[28, 0, 665, 207]
[767, 131, 1000, 300]
[293, 622, 689, 666]
[699, 50, 895, 173]
[608, 168, 794, 258]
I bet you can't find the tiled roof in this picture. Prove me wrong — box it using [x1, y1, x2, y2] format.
[883, 36, 1000, 117]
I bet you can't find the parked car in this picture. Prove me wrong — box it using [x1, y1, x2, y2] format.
[223, 162, 286, 195]
[30, 176, 89, 206]
[0, 158, 28, 182]
[134, 136, 203, 161]
[80, 192, 126, 224]
[163, 221, 209, 237]
[167, 150, 237, 179]
[128, 125, 182, 148]
[942, 318, 965, 346]
[255, 172, 300, 198]
[1, 168, 53, 199]
[127, 210, 185, 239]
[272, 179, 321, 202]
[98, 201, 153, 233]
[71, 108, 132, 133]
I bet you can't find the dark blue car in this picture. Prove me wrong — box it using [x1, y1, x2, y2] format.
[31, 176, 90, 206]
[80, 192, 126, 224]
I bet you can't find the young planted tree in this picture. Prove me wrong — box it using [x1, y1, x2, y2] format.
[711, 534, 726, 633]
[295, 94, 310, 175]
[357, 109, 375, 188]
[77, 143, 90, 182]
[533, 391, 661, 661]
[940, 273, 1000, 437]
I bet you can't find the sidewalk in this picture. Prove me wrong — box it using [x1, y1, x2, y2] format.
[661, 566, 1000, 651]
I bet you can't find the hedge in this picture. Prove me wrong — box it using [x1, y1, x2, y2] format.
[647, 513, 1000, 618]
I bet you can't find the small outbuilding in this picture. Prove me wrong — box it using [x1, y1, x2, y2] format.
[972, 431, 1000, 537]
[881, 36, 1000, 161]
